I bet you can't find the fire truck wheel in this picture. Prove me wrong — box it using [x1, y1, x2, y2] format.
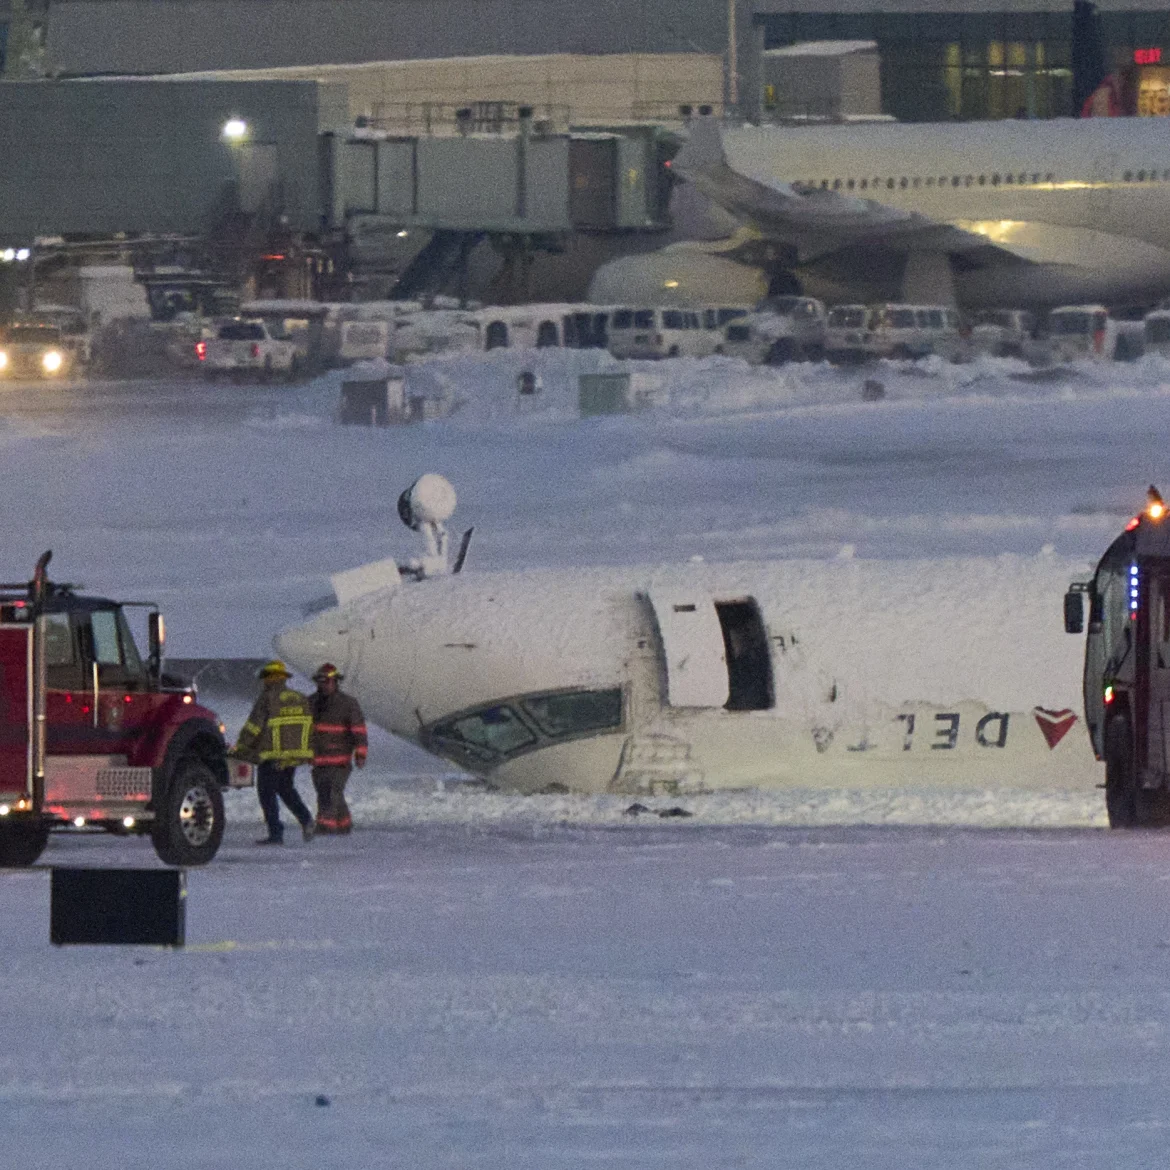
[152, 759, 225, 866]
[0, 822, 49, 867]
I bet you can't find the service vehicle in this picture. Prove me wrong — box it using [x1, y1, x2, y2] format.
[1044, 305, 1143, 362]
[339, 318, 392, 363]
[719, 297, 826, 364]
[865, 303, 963, 361]
[0, 552, 242, 867]
[608, 307, 723, 359]
[1143, 308, 1170, 358]
[0, 324, 74, 380]
[1065, 487, 1170, 827]
[28, 305, 93, 366]
[969, 309, 1036, 358]
[824, 304, 872, 363]
[391, 310, 481, 361]
[196, 319, 298, 379]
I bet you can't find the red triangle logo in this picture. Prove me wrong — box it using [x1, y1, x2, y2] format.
[1033, 707, 1078, 750]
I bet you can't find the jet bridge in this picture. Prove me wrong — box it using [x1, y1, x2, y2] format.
[322, 124, 671, 235]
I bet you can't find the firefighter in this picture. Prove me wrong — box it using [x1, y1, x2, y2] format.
[233, 660, 316, 845]
[308, 662, 368, 834]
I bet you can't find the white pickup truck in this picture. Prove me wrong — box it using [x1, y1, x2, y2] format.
[197, 319, 299, 379]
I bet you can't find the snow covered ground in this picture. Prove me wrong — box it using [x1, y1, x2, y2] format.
[3, 350, 1170, 1163]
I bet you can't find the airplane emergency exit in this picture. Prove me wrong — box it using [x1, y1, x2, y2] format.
[276, 477, 1101, 796]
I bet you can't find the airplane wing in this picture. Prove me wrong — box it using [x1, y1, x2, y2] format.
[673, 118, 1030, 266]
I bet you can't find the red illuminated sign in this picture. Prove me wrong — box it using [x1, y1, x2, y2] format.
[1135, 47, 1162, 65]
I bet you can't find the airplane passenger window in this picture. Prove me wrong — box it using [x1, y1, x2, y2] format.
[820, 180, 828, 189]
[978, 175, 986, 185]
[859, 179, 867, 189]
[925, 177, 934, 187]
[965, 175, 974, 186]
[521, 689, 623, 738]
[1139, 170, 1147, 182]
[900, 177, 908, 188]
[1032, 173, 1040, 183]
[991, 174, 1000, 185]
[833, 179, 842, 189]
[952, 176, 960, 187]
[847, 179, 855, 189]
[1164, 169, 1170, 180]
[887, 178, 895, 189]
[912, 177, 921, 188]
[1125, 171, 1133, 182]
[1005, 173, 1013, 183]
[431, 705, 536, 759]
[1018, 173, 1027, 183]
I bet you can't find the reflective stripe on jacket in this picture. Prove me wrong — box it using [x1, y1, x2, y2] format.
[309, 690, 368, 767]
[234, 686, 314, 766]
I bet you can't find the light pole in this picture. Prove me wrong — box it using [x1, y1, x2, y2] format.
[727, 0, 739, 111]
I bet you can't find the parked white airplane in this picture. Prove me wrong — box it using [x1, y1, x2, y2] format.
[589, 116, 1170, 310]
[275, 476, 1100, 797]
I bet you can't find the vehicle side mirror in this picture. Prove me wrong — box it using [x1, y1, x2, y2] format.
[1064, 589, 1084, 635]
[148, 611, 166, 674]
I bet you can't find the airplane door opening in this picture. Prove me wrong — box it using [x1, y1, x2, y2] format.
[715, 599, 774, 711]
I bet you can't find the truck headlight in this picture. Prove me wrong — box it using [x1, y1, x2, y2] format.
[0, 350, 8, 371]
[42, 350, 63, 373]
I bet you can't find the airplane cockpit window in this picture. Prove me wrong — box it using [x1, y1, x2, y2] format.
[521, 690, 623, 738]
[431, 705, 536, 761]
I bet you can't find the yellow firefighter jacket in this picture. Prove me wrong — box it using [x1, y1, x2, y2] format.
[234, 686, 314, 766]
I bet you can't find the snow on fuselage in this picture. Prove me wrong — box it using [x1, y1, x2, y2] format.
[276, 554, 1099, 795]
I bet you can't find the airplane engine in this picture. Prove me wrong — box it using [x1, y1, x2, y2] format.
[587, 247, 768, 309]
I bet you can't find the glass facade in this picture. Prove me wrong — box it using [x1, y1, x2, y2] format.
[760, 9, 1170, 121]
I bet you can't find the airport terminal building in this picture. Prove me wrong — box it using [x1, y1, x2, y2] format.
[2, 0, 1169, 122]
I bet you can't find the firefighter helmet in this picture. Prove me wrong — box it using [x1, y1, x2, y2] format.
[313, 662, 343, 682]
[258, 659, 292, 680]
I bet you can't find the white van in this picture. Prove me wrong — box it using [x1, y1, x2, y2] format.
[1144, 309, 1170, 357]
[970, 309, 1036, 358]
[722, 297, 826, 364]
[608, 307, 723, 359]
[824, 304, 872, 363]
[1045, 305, 1142, 362]
[339, 318, 392, 363]
[866, 303, 963, 360]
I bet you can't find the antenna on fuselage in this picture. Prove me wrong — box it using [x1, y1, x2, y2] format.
[396, 474, 459, 580]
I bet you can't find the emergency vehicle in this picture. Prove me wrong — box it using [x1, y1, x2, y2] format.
[1065, 487, 1170, 826]
[0, 553, 237, 867]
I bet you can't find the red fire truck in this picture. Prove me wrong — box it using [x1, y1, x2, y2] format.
[0, 553, 234, 867]
[1066, 486, 1170, 827]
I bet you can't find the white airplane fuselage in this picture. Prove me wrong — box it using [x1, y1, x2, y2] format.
[605, 117, 1170, 310]
[276, 554, 1100, 796]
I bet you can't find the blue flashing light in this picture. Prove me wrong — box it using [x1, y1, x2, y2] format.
[1130, 563, 1140, 617]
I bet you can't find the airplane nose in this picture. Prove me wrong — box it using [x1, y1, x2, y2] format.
[275, 608, 352, 680]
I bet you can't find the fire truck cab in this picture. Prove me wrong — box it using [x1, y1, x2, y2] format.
[0, 554, 232, 867]
[1066, 487, 1170, 827]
